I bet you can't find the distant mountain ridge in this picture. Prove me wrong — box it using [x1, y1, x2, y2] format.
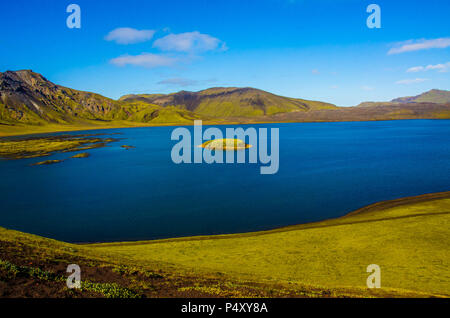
[358, 89, 450, 107]
[1, 70, 449, 135]
[392, 89, 450, 104]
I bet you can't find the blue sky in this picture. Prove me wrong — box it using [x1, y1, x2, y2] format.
[1, 0, 449, 106]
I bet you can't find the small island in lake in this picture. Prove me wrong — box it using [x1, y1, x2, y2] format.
[199, 138, 252, 150]
[71, 152, 90, 158]
[31, 159, 63, 166]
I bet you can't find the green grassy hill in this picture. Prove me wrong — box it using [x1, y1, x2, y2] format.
[119, 87, 338, 117]
[1, 192, 449, 298]
[392, 89, 450, 104]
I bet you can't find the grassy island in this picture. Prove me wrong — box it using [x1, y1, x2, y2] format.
[31, 159, 63, 166]
[121, 145, 135, 150]
[0, 134, 119, 159]
[70, 152, 90, 158]
[200, 138, 252, 150]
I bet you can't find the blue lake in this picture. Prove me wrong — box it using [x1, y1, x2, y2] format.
[1, 120, 449, 243]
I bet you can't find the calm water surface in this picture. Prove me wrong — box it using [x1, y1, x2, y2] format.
[0, 120, 449, 242]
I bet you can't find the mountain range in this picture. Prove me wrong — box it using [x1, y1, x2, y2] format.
[1, 70, 449, 135]
[392, 89, 450, 104]
[357, 89, 450, 107]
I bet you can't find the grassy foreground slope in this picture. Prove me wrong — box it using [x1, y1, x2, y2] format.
[90, 192, 450, 297]
[1, 192, 449, 297]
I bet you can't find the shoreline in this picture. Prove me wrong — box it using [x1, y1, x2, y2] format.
[85, 190, 450, 247]
[1, 117, 448, 138]
[1, 190, 448, 246]
[1, 190, 448, 297]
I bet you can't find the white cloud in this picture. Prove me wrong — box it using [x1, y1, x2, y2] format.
[105, 28, 155, 44]
[406, 66, 425, 73]
[153, 31, 227, 53]
[426, 64, 445, 71]
[110, 53, 178, 68]
[425, 62, 450, 72]
[388, 37, 450, 55]
[361, 85, 375, 91]
[311, 69, 320, 75]
[395, 78, 429, 85]
[407, 62, 450, 73]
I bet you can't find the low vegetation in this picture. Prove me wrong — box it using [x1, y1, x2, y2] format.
[1, 192, 449, 298]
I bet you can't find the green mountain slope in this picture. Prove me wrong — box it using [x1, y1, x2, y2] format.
[392, 89, 450, 104]
[119, 87, 337, 117]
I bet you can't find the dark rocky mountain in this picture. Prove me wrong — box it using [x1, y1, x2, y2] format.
[0, 70, 122, 124]
[0, 70, 199, 125]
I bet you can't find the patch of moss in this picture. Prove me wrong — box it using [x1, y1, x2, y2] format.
[0, 259, 141, 298]
[80, 281, 141, 298]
